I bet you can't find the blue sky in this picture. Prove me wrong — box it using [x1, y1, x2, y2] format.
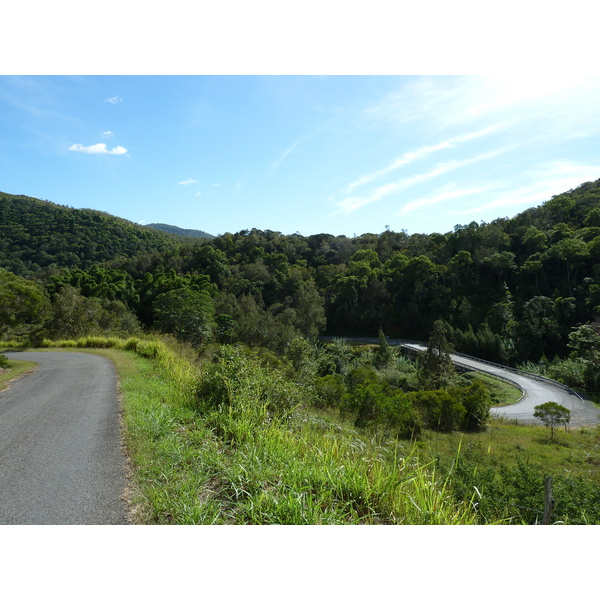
[1, 74, 599, 238]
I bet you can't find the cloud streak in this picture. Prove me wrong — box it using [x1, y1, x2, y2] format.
[337, 150, 503, 213]
[448, 162, 600, 218]
[397, 184, 498, 216]
[271, 136, 306, 170]
[343, 124, 502, 194]
[69, 143, 127, 155]
[179, 178, 198, 185]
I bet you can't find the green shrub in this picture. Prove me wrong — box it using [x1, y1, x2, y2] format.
[408, 390, 466, 433]
[450, 379, 491, 432]
[314, 374, 346, 408]
[135, 340, 166, 360]
[124, 337, 141, 351]
[547, 357, 587, 389]
[194, 345, 304, 422]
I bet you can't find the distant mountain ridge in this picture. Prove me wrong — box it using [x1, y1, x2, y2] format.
[0, 192, 185, 277]
[145, 223, 214, 239]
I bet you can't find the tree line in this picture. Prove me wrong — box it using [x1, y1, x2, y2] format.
[3, 179, 600, 395]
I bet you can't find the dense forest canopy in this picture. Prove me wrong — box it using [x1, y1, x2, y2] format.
[2, 179, 600, 370]
[0, 192, 180, 278]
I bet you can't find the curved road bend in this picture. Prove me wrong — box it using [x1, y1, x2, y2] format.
[0, 352, 129, 525]
[400, 342, 600, 427]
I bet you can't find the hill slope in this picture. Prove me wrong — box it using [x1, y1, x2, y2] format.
[0, 192, 181, 277]
[145, 223, 214, 239]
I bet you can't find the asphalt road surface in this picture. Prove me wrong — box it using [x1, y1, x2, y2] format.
[400, 342, 600, 427]
[323, 337, 600, 427]
[0, 351, 129, 525]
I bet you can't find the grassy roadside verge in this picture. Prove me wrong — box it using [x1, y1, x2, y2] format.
[5, 336, 480, 524]
[110, 343, 478, 524]
[5, 337, 600, 523]
[469, 372, 523, 406]
[0, 357, 37, 392]
[99, 340, 600, 525]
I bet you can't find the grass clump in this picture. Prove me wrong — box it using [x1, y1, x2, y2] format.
[96, 341, 478, 524]
[0, 355, 36, 391]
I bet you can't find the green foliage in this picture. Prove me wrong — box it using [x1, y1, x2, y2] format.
[45, 285, 141, 340]
[533, 402, 571, 440]
[283, 337, 318, 384]
[417, 320, 455, 389]
[145, 222, 214, 239]
[0, 192, 178, 277]
[153, 287, 215, 346]
[0, 268, 51, 342]
[452, 379, 491, 432]
[552, 323, 600, 391]
[193, 345, 303, 424]
[375, 328, 395, 367]
[313, 374, 346, 408]
[409, 390, 466, 433]
[6, 178, 600, 371]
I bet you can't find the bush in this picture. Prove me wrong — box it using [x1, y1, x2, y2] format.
[450, 379, 491, 432]
[340, 381, 423, 438]
[408, 390, 466, 433]
[547, 357, 587, 390]
[194, 345, 304, 424]
[314, 374, 346, 409]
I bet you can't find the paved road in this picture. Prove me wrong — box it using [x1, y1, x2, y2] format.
[323, 337, 600, 427]
[400, 342, 600, 427]
[0, 351, 129, 524]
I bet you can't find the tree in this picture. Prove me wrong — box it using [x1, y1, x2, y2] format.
[455, 379, 491, 432]
[0, 268, 51, 342]
[375, 328, 394, 366]
[47, 285, 106, 339]
[533, 402, 571, 441]
[564, 323, 600, 391]
[417, 320, 455, 390]
[153, 287, 215, 346]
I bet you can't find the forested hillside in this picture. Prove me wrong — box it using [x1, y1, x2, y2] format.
[3, 179, 600, 378]
[145, 223, 215, 239]
[5, 179, 600, 523]
[0, 192, 180, 278]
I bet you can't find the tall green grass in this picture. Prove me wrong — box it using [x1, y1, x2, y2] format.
[120, 343, 480, 524]
[12, 335, 485, 523]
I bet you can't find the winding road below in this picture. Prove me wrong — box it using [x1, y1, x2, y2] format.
[399, 341, 600, 427]
[324, 337, 600, 427]
[0, 351, 129, 525]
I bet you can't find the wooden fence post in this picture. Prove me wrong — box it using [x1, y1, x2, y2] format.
[542, 476, 554, 525]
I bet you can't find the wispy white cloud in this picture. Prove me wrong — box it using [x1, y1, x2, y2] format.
[343, 124, 502, 194]
[271, 137, 305, 170]
[102, 130, 113, 137]
[397, 183, 499, 216]
[448, 162, 600, 217]
[179, 178, 198, 185]
[337, 151, 503, 214]
[105, 96, 123, 104]
[69, 143, 127, 155]
[368, 75, 600, 137]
